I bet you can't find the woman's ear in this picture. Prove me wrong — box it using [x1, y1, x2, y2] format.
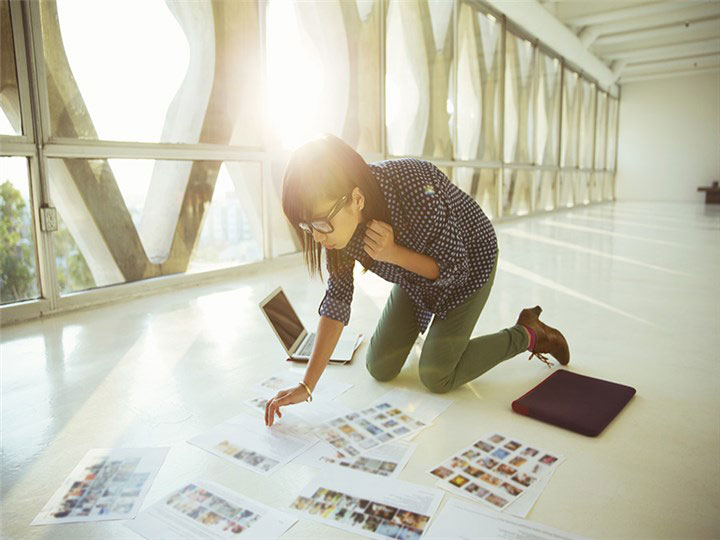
[352, 186, 365, 212]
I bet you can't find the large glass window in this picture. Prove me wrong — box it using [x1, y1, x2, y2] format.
[456, 4, 502, 162]
[560, 69, 580, 168]
[0, 0, 23, 136]
[504, 33, 536, 165]
[454, 167, 499, 220]
[606, 97, 619, 172]
[502, 168, 533, 217]
[590, 171, 604, 202]
[578, 79, 596, 170]
[594, 91, 608, 170]
[42, 0, 263, 147]
[536, 52, 561, 166]
[2, 0, 623, 313]
[603, 171, 615, 200]
[575, 171, 590, 205]
[535, 170, 556, 211]
[48, 158, 263, 294]
[268, 0, 381, 154]
[0, 157, 39, 303]
[386, 0, 453, 158]
[559, 171, 575, 208]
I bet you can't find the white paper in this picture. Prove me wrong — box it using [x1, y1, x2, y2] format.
[188, 414, 318, 475]
[427, 432, 564, 512]
[251, 371, 352, 402]
[243, 395, 352, 431]
[425, 498, 589, 540]
[315, 403, 427, 458]
[372, 388, 452, 424]
[291, 441, 346, 467]
[311, 440, 417, 478]
[32, 447, 169, 525]
[504, 467, 557, 518]
[125, 479, 297, 539]
[288, 467, 444, 540]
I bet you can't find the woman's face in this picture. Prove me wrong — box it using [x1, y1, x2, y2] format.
[308, 187, 364, 250]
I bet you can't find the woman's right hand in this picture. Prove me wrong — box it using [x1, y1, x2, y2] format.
[264, 384, 310, 427]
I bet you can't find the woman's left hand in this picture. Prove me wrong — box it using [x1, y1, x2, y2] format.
[364, 220, 399, 264]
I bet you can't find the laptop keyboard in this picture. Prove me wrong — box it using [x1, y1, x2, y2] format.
[298, 334, 315, 356]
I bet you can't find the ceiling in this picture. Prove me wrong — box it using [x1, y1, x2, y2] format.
[538, 0, 720, 85]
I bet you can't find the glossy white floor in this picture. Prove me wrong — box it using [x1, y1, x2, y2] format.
[2, 201, 719, 539]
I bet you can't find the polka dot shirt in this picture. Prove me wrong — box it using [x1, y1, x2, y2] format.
[319, 158, 498, 333]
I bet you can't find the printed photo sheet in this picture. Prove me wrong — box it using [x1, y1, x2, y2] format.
[427, 432, 564, 512]
[299, 439, 417, 478]
[372, 388, 452, 425]
[31, 447, 169, 525]
[315, 402, 427, 458]
[251, 370, 352, 402]
[243, 395, 352, 432]
[425, 498, 589, 540]
[125, 480, 297, 540]
[288, 467, 444, 540]
[503, 466, 559, 518]
[188, 413, 317, 475]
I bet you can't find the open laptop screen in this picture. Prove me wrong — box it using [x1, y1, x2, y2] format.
[260, 290, 305, 351]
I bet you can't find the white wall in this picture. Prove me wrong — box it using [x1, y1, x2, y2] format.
[616, 71, 720, 202]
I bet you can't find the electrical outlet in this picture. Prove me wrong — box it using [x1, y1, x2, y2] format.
[40, 205, 58, 232]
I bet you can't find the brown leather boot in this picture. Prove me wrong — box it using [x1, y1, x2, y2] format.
[516, 306, 570, 367]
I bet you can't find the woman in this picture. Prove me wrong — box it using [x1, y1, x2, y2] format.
[264, 134, 568, 426]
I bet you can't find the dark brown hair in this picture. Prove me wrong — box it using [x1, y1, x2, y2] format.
[282, 134, 389, 277]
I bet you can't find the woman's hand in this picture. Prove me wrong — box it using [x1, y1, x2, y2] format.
[363, 220, 398, 264]
[264, 384, 310, 427]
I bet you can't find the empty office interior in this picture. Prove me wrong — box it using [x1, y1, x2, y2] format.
[1, 0, 718, 539]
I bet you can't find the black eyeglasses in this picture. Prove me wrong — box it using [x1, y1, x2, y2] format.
[298, 195, 348, 235]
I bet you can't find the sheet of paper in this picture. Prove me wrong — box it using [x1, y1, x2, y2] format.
[188, 413, 318, 475]
[32, 447, 168, 525]
[125, 479, 297, 540]
[371, 388, 452, 424]
[291, 440, 346, 467]
[425, 497, 589, 540]
[288, 467, 444, 540]
[251, 371, 352, 402]
[243, 395, 352, 431]
[315, 403, 427, 458]
[427, 432, 564, 512]
[312, 440, 417, 478]
[504, 466, 557, 518]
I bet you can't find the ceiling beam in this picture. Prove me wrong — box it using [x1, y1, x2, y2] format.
[562, 0, 711, 28]
[580, 3, 720, 48]
[619, 65, 719, 84]
[482, 0, 616, 88]
[602, 38, 720, 62]
[594, 17, 720, 47]
[622, 53, 720, 74]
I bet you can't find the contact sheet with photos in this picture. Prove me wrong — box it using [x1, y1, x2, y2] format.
[126, 480, 296, 540]
[243, 395, 351, 431]
[304, 440, 417, 479]
[315, 402, 427, 458]
[188, 413, 317, 475]
[251, 370, 352, 402]
[428, 432, 564, 512]
[289, 467, 443, 540]
[31, 447, 168, 525]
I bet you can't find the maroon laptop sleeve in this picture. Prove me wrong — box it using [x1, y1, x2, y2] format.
[512, 370, 636, 437]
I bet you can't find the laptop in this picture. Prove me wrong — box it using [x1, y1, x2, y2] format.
[259, 287, 360, 363]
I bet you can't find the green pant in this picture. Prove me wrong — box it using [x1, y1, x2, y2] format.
[365, 254, 530, 393]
